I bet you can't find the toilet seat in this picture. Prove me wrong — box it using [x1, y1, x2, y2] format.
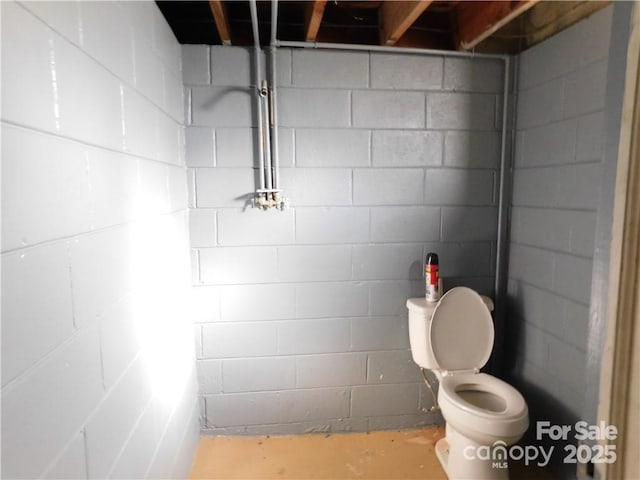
[438, 373, 528, 439]
[440, 373, 527, 420]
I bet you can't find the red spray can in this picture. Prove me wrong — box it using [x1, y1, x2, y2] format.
[425, 252, 440, 302]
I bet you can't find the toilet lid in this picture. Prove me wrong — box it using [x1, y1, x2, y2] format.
[429, 287, 494, 371]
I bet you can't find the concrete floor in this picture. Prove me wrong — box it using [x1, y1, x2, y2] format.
[189, 427, 554, 479]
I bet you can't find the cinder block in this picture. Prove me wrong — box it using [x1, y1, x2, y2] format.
[517, 119, 577, 167]
[1, 243, 74, 386]
[568, 211, 597, 257]
[222, 357, 295, 393]
[579, 6, 613, 66]
[368, 280, 416, 316]
[292, 50, 369, 88]
[372, 130, 442, 167]
[353, 168, 424, 205]
[370, 206, 440, 242]
[215, 128, 254, 167]
[70, 226, 132, 326]
[202, 322, 278, 359]
[79, 1, 135, 84]
[516, 78, 564, 129]
[87, 148, 139, 229]
[277, 245, 352, 282]
[99, 297, 142, 389]
[424, 169, 495, 206]
[295, 283, 369, 318]
[194, 325, 203, 359]
[546, 336, 586, 393]
[0, 2, 59, 133]
[217, 208, 295, 245]
[352, 244, 423, 281]
[296, 129, 370, 167]
[443, 58, 503, 93]
[426, 93, 496, 130]
[182, 45, 210, 85]
[210, 46, 252, 86]
[1, 126, 91, 250]
[43, 432, 87, 480]
[195, 168, 255, 208]
[553, 253, 593, 304]
[220, 284, 296, 321]
[444, 131, 501, 168]
[122, 85, 160, 160]
[85, 358, 151, 479]
[513, 319, 549, 369]
[281, 168, 352, 206]
[370, 53, 442, 90]
[562, 300, 590, 350]
[137, 158, 171, 215]
[518, 22, 582, 90]
[278, 318, 351, 354]
[351, 316, 409, 351]
[352, 91, 425, 128]
[163, 68, 185, 123]
[133, 38, 165, 109]
[423, 242, 493, 277]
[199, 246, 277, 285]
[276, 49, 292, 87]
[186, 127, 215, 167]
[191, 86, 254, 127]
[508, 244, 555, 291]
[564, 59, 607, 118]
[278, 88, 351, 127]
[168, 165, 188, 210]
[511, 207, 571, 252]
[20, 0, 82, 46]
[1, 326, 103, 479]
[205, 392, 281, 427]
[576, 111, 605, 162]
[189, 286, 221, 323]
[555, 163, 601, 210]
[351, 384, 419, 417]
[367, 350, 421, 384]
[507, 283, 565, 341]
[441, 206, 497, 242]
[295, 207, 370, 244]
[368, 413, 439, 431]
[197, 360, 222, 394]
[58, 34, 125, 150]
[295, 353, 367, 388]
[281, 388, 350, 423]
[189, 209, 216, 247]
[107, 402, 159, 480]
[511, 167, 556, 208]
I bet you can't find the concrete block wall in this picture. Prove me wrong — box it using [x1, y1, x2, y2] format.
[507, 5, 613, 443]
[1, 1, 198, 478]
[184, 45, 505, 433]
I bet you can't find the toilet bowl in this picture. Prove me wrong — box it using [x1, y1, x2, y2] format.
[407, 287, 529, 480]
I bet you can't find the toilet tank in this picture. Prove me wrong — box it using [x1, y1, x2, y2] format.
[406, 295, 495, 370]
[406, 298, 439, 369]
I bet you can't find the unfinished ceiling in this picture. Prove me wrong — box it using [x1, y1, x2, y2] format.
[156, 0, 610, 54]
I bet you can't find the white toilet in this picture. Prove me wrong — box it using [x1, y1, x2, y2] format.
[407, 287, 528, 480]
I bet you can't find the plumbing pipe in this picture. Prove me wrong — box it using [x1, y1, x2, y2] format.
[249, 0, 266, 192]
[261, 79, 273, 190]
[269, 0, 280, 190]
[275, 40, 508, 61]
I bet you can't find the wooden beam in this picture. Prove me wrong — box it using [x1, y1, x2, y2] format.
[454, 0, 540, 51]
[305, 0, 328, 42]
[209, 0, 232, 45]
[380, 1, 434, 46]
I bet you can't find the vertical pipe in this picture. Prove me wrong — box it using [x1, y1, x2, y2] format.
[270, 0, 280, 190]
[249, 0, 266, 191]
[261, 81, 273, 190]
[493, 56, 513, 376]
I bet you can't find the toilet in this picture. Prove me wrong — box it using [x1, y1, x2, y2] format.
[407, 287, 528, 480]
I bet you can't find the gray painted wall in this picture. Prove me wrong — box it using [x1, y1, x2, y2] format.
[506, 6, 617, 478]
[1, 1, 199, 478]
[184, 46, 505, 433]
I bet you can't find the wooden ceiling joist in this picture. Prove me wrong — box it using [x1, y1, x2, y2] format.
[454, 0, 540, 51]
[209, 0, 232, 45]
[380, 1, 434, 46]
[305, 0, 328, 42]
